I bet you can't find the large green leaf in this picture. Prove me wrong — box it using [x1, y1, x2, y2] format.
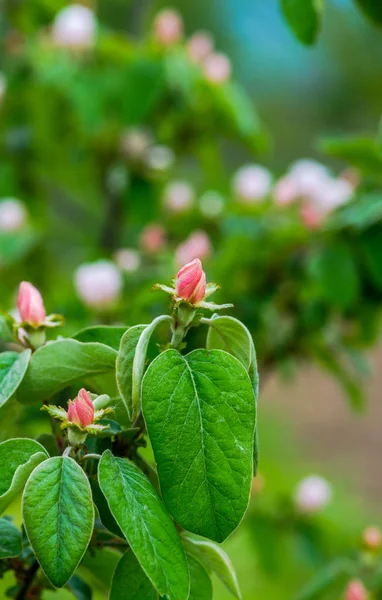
[116, 325, 147, 419]
[0, 518, 22, 558]
[17, 339, 117, 404]
[23, 457, 94, 588]
[205, 315, 259, 475]
[186, 553, 213, 600]
[354, 0, 382, 25]
[184, 537, 242, 599]
[142, 349, 256, 542]
[0, 438, 48, 514]
[89, 478, 123, 539]
[0, 350, 31, 409]
[131, 315, 172, 418]
[98, 451, 189, 600]
[281, 0, 324, 45]
[73, 326, 127, 351]
[110, 551, 159, 600]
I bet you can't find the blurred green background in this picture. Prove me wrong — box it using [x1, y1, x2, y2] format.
[1, 0, 382, 598]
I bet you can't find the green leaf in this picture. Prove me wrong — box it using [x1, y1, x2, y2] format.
[205, 315, 259, 475]
[73, 326, 127, 351]
[35, 433, 60, 457]
[281, 0, 324, 45]
[354, 0, 382, 25]
[142, 349, 256, 542]
[0, 518, 22, 558]
[131, 315, 172, 419]
[89, 478, 123, 539]
[319, 136, 382, 176]
[0, 438, 48, 514]
[98, 450, 189, 600]
[184, 537, 241, 599]
[23, 457, 94, 588]
[17, 339, 117, 404]
[67, 575, 92, 600]
[0, 350, 31, 409]
[116, 325, 148, 419]
[187, 553, 213, 600]
[110, 551, 159, 600]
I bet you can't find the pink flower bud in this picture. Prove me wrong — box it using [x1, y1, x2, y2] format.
[140, 224, 166, 254]
[17, 282, 46, 327]
[187, 31, 214, 64]
[176, 258, 206, 304]
[175, 230, 211, 267]
[344, 580, 368, 600]
[203, 52, 231, 84]
[153, 9, 183, 46]
[273, 176, 300, 206]
[67, 388, 94, 427]
[363, 526, 381, 551]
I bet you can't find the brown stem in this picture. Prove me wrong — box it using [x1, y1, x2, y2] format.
[16, 559, 39, 600]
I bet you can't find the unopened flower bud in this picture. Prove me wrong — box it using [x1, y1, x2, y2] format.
[67, 388, 94, 427]
[295, 475, 332, 514]
[17, 282, 46, 327]
[176, 258, 206, 304]
[52, 4, 97, 49]
[153, 8, 183, 46]
[362, 526, 381, 551]
[187, 31, 214, 64]
[233, 164, 272, 204]
[203, 52, 231, 84]
[0, 198, 27, 232]
[344, 580, 368, 600]
[74, 260, 122, 308]
[140, 224, 166, 254]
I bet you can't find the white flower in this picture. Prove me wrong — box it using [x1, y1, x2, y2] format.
[74, 260, 122, 308]
[145, 145, 174, 172]
[233, 164, 272, 203]
[0, 73, 7, 103]
[163, 180, 194, 212]
[52, 4, 97, 49]
[114, 248, 141, 273]
[273, 176, 300, 206]
[0, 198, 27, 232]
[199, 190, 225, 218]
[295, 475, 332, 514]
[187, 31, 214, 64]
[120, 128, 153, 160]
[153, 9, 183, 46]
[203, 52, 231, 84]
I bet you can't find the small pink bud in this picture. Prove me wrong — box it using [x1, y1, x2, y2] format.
[203, 52, 231, 84]
[363, 526, 381, 551]
[187, 31, 214, 64]
[344, 580, 368, 600]
[153, 8, 183, 46]
[67, 388, 94, 427]
[17, 282, 46, 327]
[176, 258, 206, 304]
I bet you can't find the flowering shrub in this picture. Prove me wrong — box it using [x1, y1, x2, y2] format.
[0, 262, 258, 598]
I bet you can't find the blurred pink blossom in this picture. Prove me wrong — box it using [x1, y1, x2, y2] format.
[163, 180, 195, 212]
[187, 31, 214, 64]
[203, 52, 231, 84]
[0, 198, 27, 232]
[300, 204, 324, 231]
[363, 526, 381, 551]
[52, 4, 97, 49]
[175, 230, 211, 267]
[233, 164, 272, 204]
[140, 224, 167, 254]
[295, 475, 332, 513]
[114, 248, 141, 273]
[273, 176, 300, 206]
[344, 580, 368, 600]
[153, 8, 183, 46]
[74, 260, 122, 308]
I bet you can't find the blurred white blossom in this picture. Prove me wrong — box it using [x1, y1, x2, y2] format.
[153, 8, 183, 46]
[52, 4, 97, 49]
[203, 52, 231, 84]
[114, 248, 141, 273]
[175, 230, 211, 267]
[187, 31, 214, 64]
[233, 164, 272, 203]
[145, 145, 174, 172]
[163, 180, 195, 212]
[295, 475, 332, 514]
[199, 190, 225, 218]
[0, 198, 27, 232]
[120, 128, 153, 160]
[273, 176, 300, 206]
[74, 260, 122, 308]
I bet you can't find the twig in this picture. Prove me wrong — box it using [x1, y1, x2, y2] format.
[16, 559, 39, 600]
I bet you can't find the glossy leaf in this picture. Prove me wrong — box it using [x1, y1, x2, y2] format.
[73, 325, 127, 351]
[116, 324, 147, 419]
[281, 0, 324, 45]
[0, 350, 31, 409]
[0, 518, 22, 558]
[98, 450, 189, 600]
[184, 537, 242, 599]
[17, 339, 117, 404]
[142, 349, 256, 542]
[23, 457, 94, 588]
[110, 551, 159, 600]
[0, 438, 48, 514]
